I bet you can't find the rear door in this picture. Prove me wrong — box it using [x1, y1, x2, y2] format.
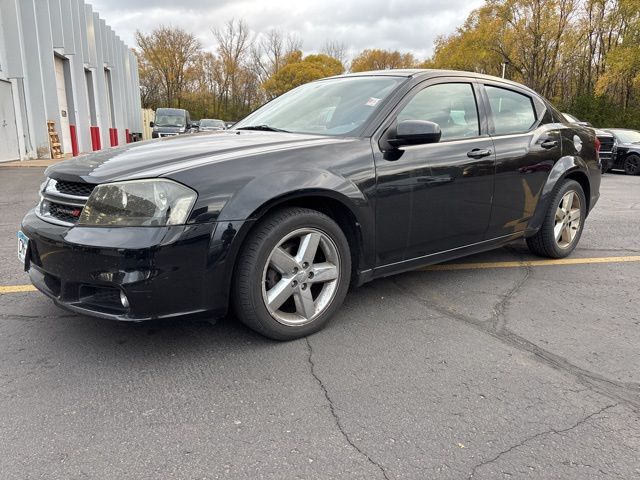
[481, 83, 563, 239]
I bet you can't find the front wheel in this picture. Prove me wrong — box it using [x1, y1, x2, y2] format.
[232, 207, 351, 340]
[526, 179, 586, 258]
[624, 154, 640, 175]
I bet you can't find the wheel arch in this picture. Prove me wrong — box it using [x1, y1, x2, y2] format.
[526, 156, 592, 236]
[240, 190, 368, 284]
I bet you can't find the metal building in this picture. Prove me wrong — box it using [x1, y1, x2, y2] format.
[0, 0, 142, 162]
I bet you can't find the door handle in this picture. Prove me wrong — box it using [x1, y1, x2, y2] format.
[541, 140, 558, 149]
[467, 148, 492, 159]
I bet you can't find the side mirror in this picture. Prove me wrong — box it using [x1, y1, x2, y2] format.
[389, 120, 442, 147]
[149, 121, 154, 128]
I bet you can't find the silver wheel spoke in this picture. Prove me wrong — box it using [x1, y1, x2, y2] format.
[266, 278, 294, 312]
[568, 209, 580, 222]
[294, 288, 315, 318]
[270, 247, 298, 274]
[555, 207, 565, 221]
[554, 222, 564, 241]
[296, 232, 321, 265]
[562, 192, 574, 211]
[309, 262, 338, 283]
[561, 224, 572, 244]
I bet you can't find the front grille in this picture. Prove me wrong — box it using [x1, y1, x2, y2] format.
[37, 178, 95, 226]
[55, 180, 96, 197]
[597, 135, 614, 153]
[46, 201, 83, 224]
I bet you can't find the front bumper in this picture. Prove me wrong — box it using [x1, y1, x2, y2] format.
[21, 210, 242, 321]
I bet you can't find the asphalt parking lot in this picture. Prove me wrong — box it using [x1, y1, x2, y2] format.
[0, 166, 639, 479]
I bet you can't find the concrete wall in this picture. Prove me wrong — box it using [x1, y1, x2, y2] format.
[0, 0, 142, 161]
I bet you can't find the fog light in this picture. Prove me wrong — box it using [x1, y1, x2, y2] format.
[120, 290, 130, 309]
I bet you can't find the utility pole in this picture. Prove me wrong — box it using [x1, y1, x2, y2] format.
[501, 60, 510, 79]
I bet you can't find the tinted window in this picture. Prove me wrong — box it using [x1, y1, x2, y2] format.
[486, 86, 536, 135]
[397, 83, 480, 141]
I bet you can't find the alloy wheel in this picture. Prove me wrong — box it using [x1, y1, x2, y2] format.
[261, 228, 340, 326]
[625, 156, 640, 175]
[554, 190, 582, 249]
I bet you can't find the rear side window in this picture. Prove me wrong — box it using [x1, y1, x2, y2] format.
[397, 83, 480, 141]
[485, 86, 536, 135]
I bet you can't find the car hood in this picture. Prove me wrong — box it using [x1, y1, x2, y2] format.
[46, 131, 353, 184]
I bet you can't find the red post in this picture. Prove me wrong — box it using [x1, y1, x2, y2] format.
[69, 125, 79, 157]
[90, 126, 101, 151]
[109, 128, 118, 147]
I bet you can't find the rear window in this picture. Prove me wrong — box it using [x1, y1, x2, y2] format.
[485, 86, 536, 135]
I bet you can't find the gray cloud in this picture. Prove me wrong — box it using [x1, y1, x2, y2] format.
[87, 0, 483, 60]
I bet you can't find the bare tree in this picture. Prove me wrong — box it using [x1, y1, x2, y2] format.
[321, 40, 348, 66]
[135, 26, 201, 107]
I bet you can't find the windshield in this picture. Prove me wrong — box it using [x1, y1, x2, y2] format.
[563, 113, 579, 123]
[233, 76, 405, 136]
[611, 129, 640, 143]
[155, 112, 185, 127]
[200, 119, 225, 128]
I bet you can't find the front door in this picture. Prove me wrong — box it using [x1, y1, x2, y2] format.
[374, 81, 495, 266]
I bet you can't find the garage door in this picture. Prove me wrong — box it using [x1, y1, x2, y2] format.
[0, 80, 19, 163]
[54, 56, 72, 154]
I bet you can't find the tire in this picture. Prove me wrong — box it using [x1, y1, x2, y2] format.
[526, 179, 586, 259]
[624, 154, 640, 175]
[232, 207, 351, 340]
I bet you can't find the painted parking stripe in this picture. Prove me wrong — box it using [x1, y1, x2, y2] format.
[423, 255, 640, 271]
[0, 285, 37, 294]
[0, 256, 638, 295]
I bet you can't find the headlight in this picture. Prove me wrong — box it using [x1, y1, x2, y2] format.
[78, 179, 197, 227]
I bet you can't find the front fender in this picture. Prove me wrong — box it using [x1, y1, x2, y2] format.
[526, 155, 590, 235]
[218, 169, 369, 221]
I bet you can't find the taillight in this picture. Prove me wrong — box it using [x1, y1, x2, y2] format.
[595, 136, 601, 156]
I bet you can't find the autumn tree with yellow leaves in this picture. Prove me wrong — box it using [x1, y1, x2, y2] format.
[136, 2, 640, 128]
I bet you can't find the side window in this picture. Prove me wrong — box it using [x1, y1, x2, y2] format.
[485, 85, 536, 135]
[397, 83, 480, 141]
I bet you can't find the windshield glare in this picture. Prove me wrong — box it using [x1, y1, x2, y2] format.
[612, 130, 640, 143]
[155, 113, 185, 127]
[200, 119, 224, 128]
[234, 76, 405, 136]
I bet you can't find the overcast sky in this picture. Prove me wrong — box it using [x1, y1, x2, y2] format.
[87, 0, 484, 61]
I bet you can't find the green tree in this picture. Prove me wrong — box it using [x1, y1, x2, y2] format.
[262, 53, 344, 98]
[350, 49, 417, 72]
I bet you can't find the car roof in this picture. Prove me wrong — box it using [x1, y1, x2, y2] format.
[156, 108, 187, 114]
[332, 69, 539, 95]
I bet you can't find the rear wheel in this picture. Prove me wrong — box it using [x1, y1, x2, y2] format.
[624, 154, 640, 175]
[233, 207, 351, 340]
[526, 179, 586, 258]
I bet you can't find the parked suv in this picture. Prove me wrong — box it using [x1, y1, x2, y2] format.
[19, 70, 600, 339]
[605, 128, 640, 175]
[150, 108, 195, 138]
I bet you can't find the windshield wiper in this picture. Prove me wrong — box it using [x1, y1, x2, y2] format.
[236, 125, 290, 133]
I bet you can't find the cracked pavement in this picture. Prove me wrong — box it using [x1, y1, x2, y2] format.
[0, 167, 639, 479]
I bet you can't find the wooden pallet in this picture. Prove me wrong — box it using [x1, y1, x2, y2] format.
[47, 121, 64, 159]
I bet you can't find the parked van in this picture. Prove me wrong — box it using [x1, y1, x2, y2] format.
[150, 108, 195, 138]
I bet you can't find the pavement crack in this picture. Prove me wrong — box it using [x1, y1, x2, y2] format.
[388, 278, 640, 409]
[304, 337, 391, 480]
[467, 404, 618, 478]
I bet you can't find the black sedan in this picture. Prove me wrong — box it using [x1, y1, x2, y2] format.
[19, 70, 600, 340]
[605, 128, 640, 175]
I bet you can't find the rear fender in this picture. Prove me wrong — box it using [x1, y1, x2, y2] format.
[526, 155, 590, 235]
